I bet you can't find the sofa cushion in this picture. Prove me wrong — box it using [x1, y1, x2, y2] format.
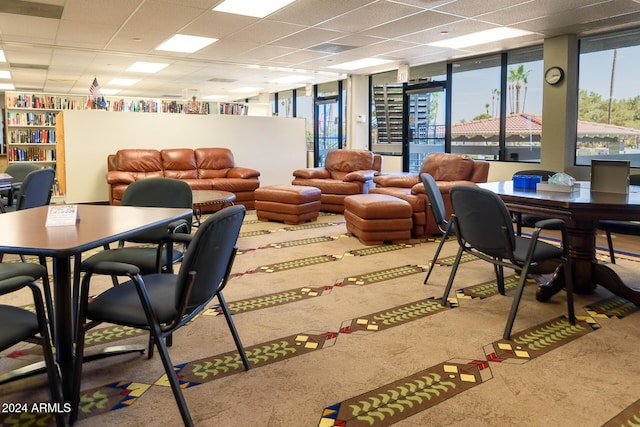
[325, 150, 373, 175]
[420, 153, 475, 181]
[161, 148, 197, 179]
[115, 149, 162, 173]
[195, 148, 235, 178]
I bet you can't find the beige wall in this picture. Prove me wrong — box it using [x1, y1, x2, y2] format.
[59, 110, 306, 203]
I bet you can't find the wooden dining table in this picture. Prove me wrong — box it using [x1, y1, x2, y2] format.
[0, 204, 193, 399]
[478, 181, 640, 306]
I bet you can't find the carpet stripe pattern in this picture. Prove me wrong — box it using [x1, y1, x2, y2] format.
[1, 212, 638, 426]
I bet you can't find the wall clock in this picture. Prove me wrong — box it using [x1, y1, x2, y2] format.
[545, 66, 565, 85]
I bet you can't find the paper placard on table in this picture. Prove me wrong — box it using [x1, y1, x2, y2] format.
[45, 205, 80, 227]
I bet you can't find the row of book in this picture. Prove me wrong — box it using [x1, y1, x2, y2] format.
[7, 94, 85, 110]
[8, 129, 56, 144]
[7, 111, 58, 126]
[218, 103, 248, 115]
[7, 147, 56, 162]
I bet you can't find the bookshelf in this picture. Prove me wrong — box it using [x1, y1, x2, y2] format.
[4, 93, 86, 168]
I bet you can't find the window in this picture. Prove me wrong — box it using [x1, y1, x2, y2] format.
[505, 47, 543, 163]
[577, 29, 640, 167]
[450, 55, 502, 160]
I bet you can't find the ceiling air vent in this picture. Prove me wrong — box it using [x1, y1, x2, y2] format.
[10, 63, 49, 71]
[309, 43, 356, 54]
[208, 78, 236, 83]
[0, 0, 63, 19]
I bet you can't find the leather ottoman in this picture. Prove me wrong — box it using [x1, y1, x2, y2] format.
[255, 185, 321, 225]
[344, 194, 412, 245]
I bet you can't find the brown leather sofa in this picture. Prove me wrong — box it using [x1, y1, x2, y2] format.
[291, 149, 382, 213]
[371, 153, 489, 238]
[107, 148, 260, 211]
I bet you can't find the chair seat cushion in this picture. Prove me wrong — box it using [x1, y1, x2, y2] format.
[0, 263, 47, 281]
[0, 306, 39, 350]
[87, 273, 179, 326]
[82, 247, 183, 275]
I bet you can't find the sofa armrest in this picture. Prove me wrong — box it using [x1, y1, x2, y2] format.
[106, 171, 135, 185]
[227, 167, 260, 179]
[344, 170, 377, 182]
[293, 168, 331, 179]
[373, 173, 420, 188]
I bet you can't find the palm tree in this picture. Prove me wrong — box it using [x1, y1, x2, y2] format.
[491, 89, 501, 117]
[608, 48, 617, 124]
[508, 65, 531, 114]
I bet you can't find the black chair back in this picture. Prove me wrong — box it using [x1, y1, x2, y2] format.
[512, 169, 557, 180]
[122, 177, 193, 208]
[176, 204, 245, 311]
[17, 168, 55, 210]
[420, 173, 446, 229]
[122, 178, 193, 242]
[450, 185, 515, 259]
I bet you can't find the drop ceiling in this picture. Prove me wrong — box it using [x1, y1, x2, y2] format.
[0, 0, 639, 101]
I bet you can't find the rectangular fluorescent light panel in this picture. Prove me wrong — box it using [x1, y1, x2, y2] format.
[156, 34, 218, 53]
[230, 87, 262, 93]
[202, 95, 227, 100]
[428, 27, 533, 49]
[213, 0, 295, 18]
[127, 61, 169, 73]
[101, 88, 121, 95]
[270, 75, 309, 84]
[329, 57, 393, 71]
[0, 70, 11, 79]
[0, 83, 15, 90]
[0, 50, 5, 62]
[108, 78, 139, 86]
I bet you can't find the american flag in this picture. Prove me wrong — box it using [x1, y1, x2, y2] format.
[89, 77, 100, 97]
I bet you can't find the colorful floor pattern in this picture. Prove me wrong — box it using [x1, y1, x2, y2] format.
[1, 215, 639, 426]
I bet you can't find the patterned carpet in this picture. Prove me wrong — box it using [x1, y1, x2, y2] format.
[1, 211, 639, 426]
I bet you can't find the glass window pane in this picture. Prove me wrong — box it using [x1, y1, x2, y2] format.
[577, 29, 640, 167]
[278, 90, 294, 117]
[505, 46, 543, 163]
[451, 55, 501, 160]
[296, 90, 314, 152]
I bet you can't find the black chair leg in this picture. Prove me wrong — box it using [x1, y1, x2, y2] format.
[503, 263, 532, 340]
[605, 230, 616, 264]
[441, 246, 463, 306]
[424, 222, 453, 285]
[217, 292, 251, 371]
[38, 255, 55, 338]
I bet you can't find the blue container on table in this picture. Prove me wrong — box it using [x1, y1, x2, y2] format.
[513, 175, 542, 190]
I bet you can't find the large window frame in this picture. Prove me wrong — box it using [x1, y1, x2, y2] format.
[576, 28, 640, 168]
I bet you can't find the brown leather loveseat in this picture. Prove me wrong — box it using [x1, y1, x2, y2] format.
[371, 153, 489, 238]
[107, 147, 260, 211]
[291, 149, 382, 213]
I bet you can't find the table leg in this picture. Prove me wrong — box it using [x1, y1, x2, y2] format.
[52, 256, 74, 400]
[535, 221, 640, 306]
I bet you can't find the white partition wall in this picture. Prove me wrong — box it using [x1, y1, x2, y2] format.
[59, 110, 306, 203]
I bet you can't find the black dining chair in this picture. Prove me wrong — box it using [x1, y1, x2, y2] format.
[598, 174, 640, 264]
[70, 205, 251, 426]
[420, 173, 454, 285]
[1, 163, 40, 207]
[441, 185, 575, 340]
[512, 170, 558, 236]
[0, 275, 65, 427]
[0, 167, 56, 333]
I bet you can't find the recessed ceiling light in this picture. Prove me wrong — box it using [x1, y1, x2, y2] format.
[0, 83, 15, 90]
[202, 94, 227, 100]
[0, 51, 5, 62]
[329, 58, 394, 71]
[127, 61, 169, 73]
[428, 27, 533, 49]
[108, 78, 139, 86]
[230, 87, 263, 93]
[155, 34, 218, 53]
[270, 75, 309, 84]
[0, 70, 11, 79]
[213, 0, 295, 18]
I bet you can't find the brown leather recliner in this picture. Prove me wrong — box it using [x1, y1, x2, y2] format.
[291, 149, 382, 213]
[371, 152, 489, 238]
